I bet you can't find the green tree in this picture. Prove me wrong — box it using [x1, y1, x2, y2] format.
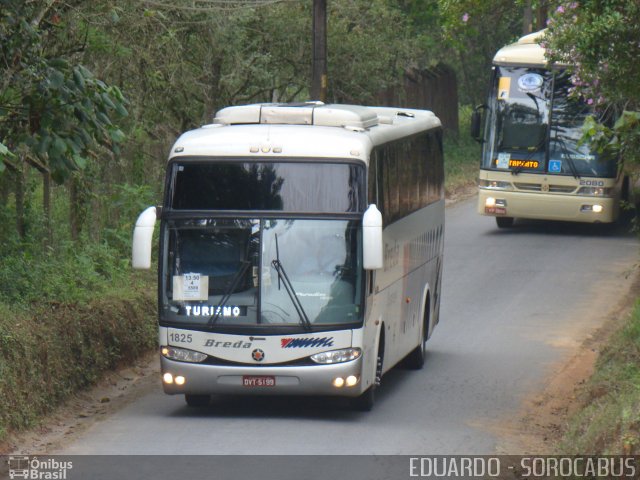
[545, 1, 640, 167]
[437, 0, 525, 105]
[0, 0, 128, 239]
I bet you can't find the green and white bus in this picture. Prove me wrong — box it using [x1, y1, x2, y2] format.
[132, 102, 444, 410]
[472, 30, 625, 228]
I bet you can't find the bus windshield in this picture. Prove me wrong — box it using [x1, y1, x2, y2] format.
[162, 218, 363, 330]
[482, 67, 616, 178]
[548, 72, 616, 177]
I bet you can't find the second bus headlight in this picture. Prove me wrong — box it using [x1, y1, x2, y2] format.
[161, 346, 208, 363]
[577, 186, 613, 197]
[311, 348, 361, 364]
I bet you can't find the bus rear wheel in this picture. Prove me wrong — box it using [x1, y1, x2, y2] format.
[496, 216, 514, 228]
[403, 333, 426, 370]
[403, 304, 428, 370]
[185, 394, 210, 407]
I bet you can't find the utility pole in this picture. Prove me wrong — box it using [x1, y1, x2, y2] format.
[311, 0, 327, 102]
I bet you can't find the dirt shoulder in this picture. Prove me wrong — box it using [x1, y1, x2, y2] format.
[493, 268, 640, 454]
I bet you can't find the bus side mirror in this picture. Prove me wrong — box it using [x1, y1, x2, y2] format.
[470, 104, 488, 143]
[363, 204, 383, 270]
[132, 206, 157, 269]
[470, 111, 481, 139]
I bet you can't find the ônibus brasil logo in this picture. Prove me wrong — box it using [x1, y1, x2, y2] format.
[281, 337, 334, 348]
[7, 456, 73, 479]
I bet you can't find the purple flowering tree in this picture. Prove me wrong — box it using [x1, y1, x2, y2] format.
[545, 1, 640, 170]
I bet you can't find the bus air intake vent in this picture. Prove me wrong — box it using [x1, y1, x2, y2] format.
[514, 182, 577, 194]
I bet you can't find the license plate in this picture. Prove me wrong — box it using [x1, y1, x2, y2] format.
[242, 375, 276, 387]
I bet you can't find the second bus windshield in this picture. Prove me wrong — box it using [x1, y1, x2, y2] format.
[482, 66, 616, 177]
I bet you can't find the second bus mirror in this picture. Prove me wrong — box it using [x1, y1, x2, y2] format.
[363, 204, 383, 270]
[470, 110, 482, 141]
[470, 104, 487, 143]
[132, 206, 157, 269]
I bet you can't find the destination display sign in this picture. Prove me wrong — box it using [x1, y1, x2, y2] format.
[508, 159, 539, 169]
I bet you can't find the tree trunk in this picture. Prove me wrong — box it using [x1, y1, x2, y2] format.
[0, 171, 9, 207]
[43, 171, 52, 245]
[536, 1, 548, 31]
[523, 0, 533, 34]
[15, 161, 25, 239]
[69, 176, 80, 242]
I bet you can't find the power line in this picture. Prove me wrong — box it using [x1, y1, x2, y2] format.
[141, 0, 293, 12]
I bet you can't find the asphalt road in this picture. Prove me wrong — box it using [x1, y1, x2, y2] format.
[58, 198, 638, 456]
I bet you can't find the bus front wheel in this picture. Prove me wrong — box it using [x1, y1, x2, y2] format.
[351, 385, 375, 412]
[496, 216, 514, 228]
[185, 394, 210, 407]
[351, 340, 383, 412]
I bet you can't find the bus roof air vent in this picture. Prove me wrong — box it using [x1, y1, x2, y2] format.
[213, 102, 379, 129]
[312, 105, 378, 129]
[260, 104, 316, 125]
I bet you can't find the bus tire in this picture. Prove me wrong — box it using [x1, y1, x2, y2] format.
[404, 332, 426, 370]
[185, 394, 210, 407]
[496, 216, 514, 228]
[403, 300, 429, 370]
[351, 386, 375, 412]
[351, 337, 384, 412]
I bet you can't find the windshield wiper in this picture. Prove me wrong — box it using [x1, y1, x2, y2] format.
[207, 260, 251, 327]
[271, 234, 312, 331]
[553, 132, 580, 179]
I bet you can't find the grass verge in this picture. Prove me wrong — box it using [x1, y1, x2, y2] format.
[0, 274, 156, 442]
[443, 105, 481, 194]
[559, 296, 640, 454]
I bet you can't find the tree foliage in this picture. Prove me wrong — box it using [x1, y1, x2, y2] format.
[0, 0, 538, 265]
[437, 0, 525, 105]
[0, 0, 128, 182]
[545, 0, 640, 166]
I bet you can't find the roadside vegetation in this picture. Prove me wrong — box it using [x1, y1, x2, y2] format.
[559, 298, 640, 454]
[545, 1, 640, 455]
[443, 106, 481, 194]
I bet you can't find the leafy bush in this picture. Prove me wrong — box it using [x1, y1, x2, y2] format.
[0, 287, 156, 439]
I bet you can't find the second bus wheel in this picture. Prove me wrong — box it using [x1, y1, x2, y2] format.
[496, 216, 514, 228]
[185, 394, 210, 407]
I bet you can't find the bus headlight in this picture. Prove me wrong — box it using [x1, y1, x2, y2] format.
[161, 346, 208, 363]
[478, 179, 513, 190]
[311, 348, 361, 364]
[581, 204, 604, 213]
[577, 186, 613, 197]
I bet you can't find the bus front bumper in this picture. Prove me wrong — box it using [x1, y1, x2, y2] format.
[160, 355, 366, 397]
[478, 189, 619, 223]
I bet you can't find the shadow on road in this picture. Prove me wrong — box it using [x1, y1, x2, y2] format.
[484, 217, 636, 238]
[164, 361, 423, 420]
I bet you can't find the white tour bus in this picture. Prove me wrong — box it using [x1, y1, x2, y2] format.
[132, 102, 444, 411]
[472, 30, 625, 228]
